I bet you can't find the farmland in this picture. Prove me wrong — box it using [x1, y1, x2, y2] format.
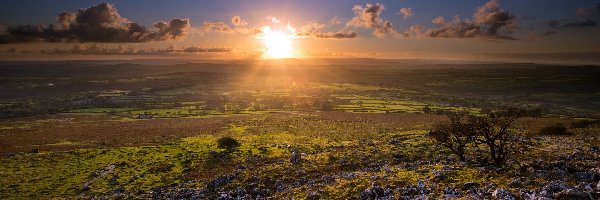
[0, 59, 599, 199]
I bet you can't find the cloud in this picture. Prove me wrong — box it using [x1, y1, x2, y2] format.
[423, 0, 517, 40]
[526, 30, 557, 40]
[401, 25, 423, 38]
[564, 3, 600, 28]
[546, 19, 560, 29]
[58, 12, 76, 29]
[39, 44, 231, 55]
[202, 15, 263, 35]
[201, 19, 262, 35]
[0, 3, 190, 44]
[473, 0, 517, 36]
[348, 3, 397, 38]
[231, 16, 248, 27]
[299, 22, 327, 33]
[295, 22, 357, 39]
[182, 46, 231, 53]
[329, 16, 342, 25]
[564, 18, 598, 27]
[398, 8, 414, 20]
[201, 22, 234, 33]
[541, 31, 557, 36]
[267, 15, 281, 24]
[313, 31, 358, 39]
[153, 18, 192, 40]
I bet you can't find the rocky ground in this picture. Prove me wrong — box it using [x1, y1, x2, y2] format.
[1, 112, 599, 199]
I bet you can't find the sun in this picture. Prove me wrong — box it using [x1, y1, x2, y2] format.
[261, 26, 295, 58]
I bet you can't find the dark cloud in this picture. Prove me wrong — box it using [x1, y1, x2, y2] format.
[0, 3, 190, 44]
[565, 3, 600, 27]
[348, 3, 397, 38]
[546, 19, 560, 29]
[526, 30, 557, 40]
[564, 18, 598, 27]
[541, 31, 557, 36]
[39, 44, 230, 55]
[296, 22, 358, 39]
[153, 19, 191, 40]
[423, 0, 517, 40]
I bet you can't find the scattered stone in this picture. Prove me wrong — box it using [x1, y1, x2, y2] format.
[492, 188, 515, 200]
[590, 146, 600, 153]
[509, 177, 526, 188]
[465, 187, 485, 199]
[483, 183, 497, 193]
[82, 163, 118, 191]
[274, 180, 285, 192]
[443, 187, 460, 198]
[589, 168, 600, 178]
[340, 172, 358, 179]
[554, 188, 591, 200]
[384, 188, 394, 198]
[290, 150, 302, 165]
[577, 182, 594, 192]
[540, 181, 571, 197]
[519, 190, 544, 200]
[389, 138, 401, 145]
[110, 175, 118, 186]
[359, 183, 387, 200]
[432, 170, 447, 181]
[307, 191, 320, 200]
[572, 171, 595, 183]
[206, 175, 235, 191]
[322, 175, 335, 184]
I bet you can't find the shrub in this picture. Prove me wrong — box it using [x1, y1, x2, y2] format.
[428, 112, 527, 166]
[217, 136, 241, 151]
[428, 114, 473, 162]
[469, 113, 523, 166]
[422, 106, 432, 114]
[539, 123, 570, 135]
[570, 120, 598, 128]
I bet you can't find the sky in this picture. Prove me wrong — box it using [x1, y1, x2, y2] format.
[0, 0, 599, 60]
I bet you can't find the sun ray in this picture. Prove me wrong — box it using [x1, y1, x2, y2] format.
[261, 26, 295, 59]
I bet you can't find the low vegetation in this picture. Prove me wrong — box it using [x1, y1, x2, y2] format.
[539, 123, 570, 135]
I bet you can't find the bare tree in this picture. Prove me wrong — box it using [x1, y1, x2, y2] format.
[428, 113, 473, 162]
[429, 110, 526, 166]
